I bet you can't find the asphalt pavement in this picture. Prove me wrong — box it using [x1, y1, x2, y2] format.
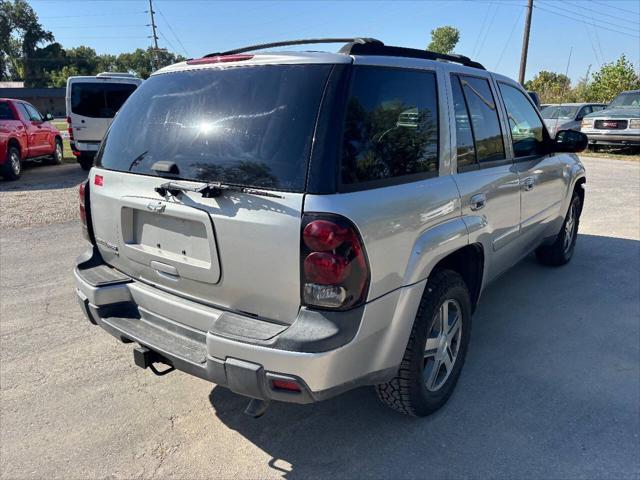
[0, 157, 638, 479]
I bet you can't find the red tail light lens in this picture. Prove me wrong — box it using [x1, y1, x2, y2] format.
[304, 252, 351, 284]
[79, 182, 87, 224]
[301, 215, 369, 310]
[303, 220, 348, 251]
[79, 180, 94, 244]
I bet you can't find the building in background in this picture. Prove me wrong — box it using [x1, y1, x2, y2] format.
[0, 87, 65, 117]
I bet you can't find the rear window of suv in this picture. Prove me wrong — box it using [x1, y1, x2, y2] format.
[96, 65, 332, 191]
[71, 82, 138, 118]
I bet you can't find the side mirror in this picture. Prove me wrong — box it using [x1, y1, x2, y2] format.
[45, 113, 54, 121]
[554, 129, 588, 153]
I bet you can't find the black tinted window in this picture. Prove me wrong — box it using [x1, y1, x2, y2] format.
[0, 102, 14, 120]
[451, 75, 476, 170]
[341, 66, 439, 185]
[457, 75, 505, 164]
[498, 83, 545, 158]
[97, 65, 332, 191]
[71, 82, 137, 118]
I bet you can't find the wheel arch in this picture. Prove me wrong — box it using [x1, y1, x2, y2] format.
[430, 243, 485, 311]
[7, 137, 21, 154]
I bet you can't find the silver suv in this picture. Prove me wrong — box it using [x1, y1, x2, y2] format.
[74, 38, 588, 417]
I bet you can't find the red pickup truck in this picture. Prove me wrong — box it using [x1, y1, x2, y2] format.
[0, 98, 63, 180]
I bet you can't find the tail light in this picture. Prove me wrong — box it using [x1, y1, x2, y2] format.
[301, 214, 369, 310]
[79, 180, 95, 244]
[66, 116, 74, 141]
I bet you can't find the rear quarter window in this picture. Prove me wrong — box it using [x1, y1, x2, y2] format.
[71, 82, 138, 118]
[340, 66, 439, 188]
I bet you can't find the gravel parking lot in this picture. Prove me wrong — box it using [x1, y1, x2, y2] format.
[1, 157, 638, 479]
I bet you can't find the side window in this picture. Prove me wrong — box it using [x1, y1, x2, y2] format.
[450, 75, 477, 170]
[24, 104, 43, 122]
[498, 83, 545, 158]
[458, 75, 505, 164]
[341, 66, 439, 186]
[17, 104, 32, 121]
[577, 106, 591, 119]
[0, 102, 15, 120]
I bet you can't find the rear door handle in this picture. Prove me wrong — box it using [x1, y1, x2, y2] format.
[522, 177, 535, 191]
[470, 193, 487, 211]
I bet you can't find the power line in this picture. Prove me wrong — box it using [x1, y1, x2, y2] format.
[475, 2, 500, 58]
[45, 25, 147, 29]
[589, 0, 640, 15]
[157, 30, 177, 53]
[564, 0, 640, 26]
[535, 4, 639, 38]
[538, 1, 639, 34]
[157, 9, 190, 57]
[494, 7, 525, 70]
[39, 11, 146, 19]
[472, 1, 493, 58]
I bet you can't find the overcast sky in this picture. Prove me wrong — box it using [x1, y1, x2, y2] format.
[31, 0, 640, 83]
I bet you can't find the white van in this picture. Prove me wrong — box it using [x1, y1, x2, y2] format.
[66, 72, 142, 170]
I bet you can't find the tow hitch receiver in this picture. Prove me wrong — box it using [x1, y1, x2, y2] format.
[133, 345, 175, 376]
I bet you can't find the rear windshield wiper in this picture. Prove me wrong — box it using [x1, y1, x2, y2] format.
[155, 180, 284, 199]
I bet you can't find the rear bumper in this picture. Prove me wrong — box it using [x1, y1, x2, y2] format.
[71, 141, 100, 156]
[75, 248, 417, 403]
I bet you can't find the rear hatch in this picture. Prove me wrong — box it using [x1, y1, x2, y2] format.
[90, 61, 335, 324]
[67, 78, 139, 143]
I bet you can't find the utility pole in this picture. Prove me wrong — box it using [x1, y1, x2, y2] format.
[518, 0, 534, 85]
[147, 0, 160, 69]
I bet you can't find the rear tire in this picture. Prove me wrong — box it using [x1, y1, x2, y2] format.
[78, 155, 93, 171]
[2, 146, 22, 180]
[535, 193, 581, 266]
[48, 139, 63, 165]
[375, 270, 472, 417]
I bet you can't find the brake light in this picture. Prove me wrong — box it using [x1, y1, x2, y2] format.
[301, 214, 369, 310]
[79, 180, 94, 244]
[67, 116, 74, 141]
[186, 54, 254, 65]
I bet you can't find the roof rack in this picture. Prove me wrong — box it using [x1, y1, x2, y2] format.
[205, 38, 383, 57]
[339, 42, 486, 70]
[203, 38, 485, 70]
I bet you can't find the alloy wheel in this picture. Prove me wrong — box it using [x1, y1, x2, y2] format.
[10, 151, 20, 176]
[423, 298, 463, 392]
[563, 202, 577, 254]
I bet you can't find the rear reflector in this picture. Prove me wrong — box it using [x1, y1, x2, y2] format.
[186, 54, 254, 65]
[271, 379, 302, 393]
[94, 174, 103, 186]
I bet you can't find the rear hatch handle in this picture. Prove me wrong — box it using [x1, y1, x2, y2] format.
[155, 180, 283, 199]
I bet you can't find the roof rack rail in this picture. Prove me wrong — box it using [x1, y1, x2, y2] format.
[204, 37, 383, 57]
[202, 38, 485, 70]
[339, 42, 486, 70]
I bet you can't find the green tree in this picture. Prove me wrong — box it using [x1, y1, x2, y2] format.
[524, 71, 572, 104]
[115, 48, 185, 79]
[0, 0, 54, 84]
[427, 26, 460, 55]
[587, 55, 640, 103]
